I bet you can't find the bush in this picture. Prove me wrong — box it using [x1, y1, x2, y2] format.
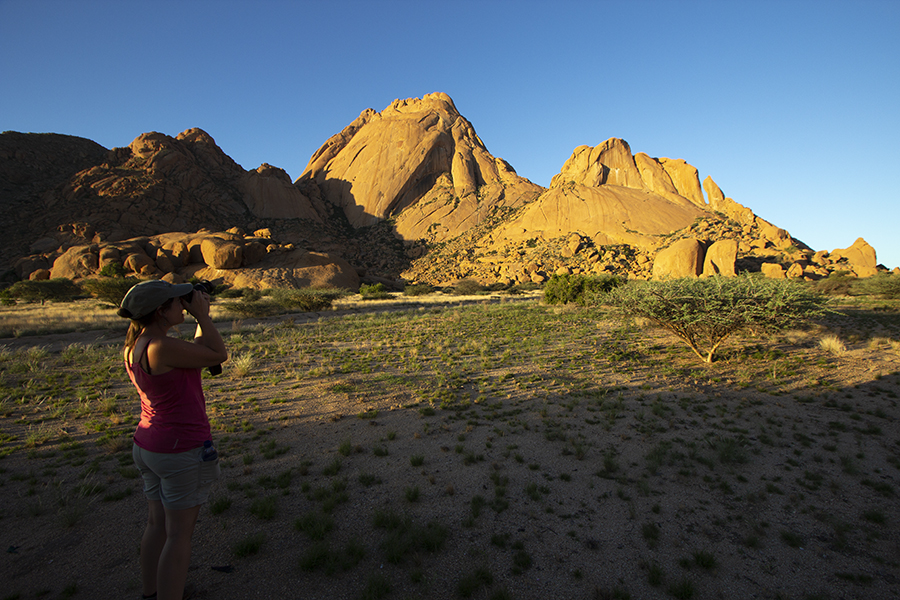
[6, 278, 82, 303]
[451, 279, 485, 295]
[816, 271, 857, 296]
[544, 273, 623, 305]
[607, 274, 828, 363]
[224, 288, 345, 317]
[851, 272, 900, 299]
[270, 288, 345, 311]
[98, 263, 127, 278]
[80, 276, 141, 305]
[402, 284, 434, 296]
[359, 283, 392, 300]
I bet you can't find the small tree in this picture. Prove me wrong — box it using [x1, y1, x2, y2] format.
[80, 276, 141, 305]
[606, 274, 827, 363]
[544, 273, 623, 306]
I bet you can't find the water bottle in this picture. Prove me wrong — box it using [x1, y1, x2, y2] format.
[201, 440, 218, 461]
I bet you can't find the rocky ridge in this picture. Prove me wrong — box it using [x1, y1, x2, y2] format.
[0, 93, 890, 290]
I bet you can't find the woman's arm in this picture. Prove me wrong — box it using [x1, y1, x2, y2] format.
[150, 292, 227, 371]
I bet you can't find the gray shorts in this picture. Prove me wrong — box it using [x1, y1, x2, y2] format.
[132, 443, 220, 510]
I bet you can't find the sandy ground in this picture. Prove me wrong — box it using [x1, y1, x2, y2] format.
[1, 297, 899, 600]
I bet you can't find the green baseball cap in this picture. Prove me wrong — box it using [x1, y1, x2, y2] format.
[117, 280, 194, 320]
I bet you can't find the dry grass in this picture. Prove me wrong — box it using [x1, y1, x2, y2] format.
[819, 334, 847, 355]
[1, 298, 899, 599]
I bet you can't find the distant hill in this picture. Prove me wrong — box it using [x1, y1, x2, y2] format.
[0, 94, 886, 288]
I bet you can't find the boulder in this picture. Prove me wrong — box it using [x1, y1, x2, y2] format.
[98, 246, 121, 269]
[29, 269, 51, 281]
[831, 238, 877, 276]
[563, 234, 583, 258]
[161, 240, 190, 267]
[50, 245, 99, 279]
[242, 241, 267, 267]
[191, 250, 359, 291]
[786, 262, 805, 279]
[652, 238, 704, 279]
[702, 239, 737, 276]
[13, 255, 50, 279]
[155, 251, 176, 274]
[811, 250, 830, 266]
[124, 252, 157, 276]
[760, 263, 785, 279]
[200, 237, 243, 269]
[757, 218, 793, 249]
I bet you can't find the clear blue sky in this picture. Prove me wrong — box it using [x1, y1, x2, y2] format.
[2, 0, 898, 268]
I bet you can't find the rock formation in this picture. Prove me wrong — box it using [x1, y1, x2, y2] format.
[830, 238, 878, 277]
[296, 93, 544, 243]
[0, 92, 889, 292]
[33, 228, 358, 291]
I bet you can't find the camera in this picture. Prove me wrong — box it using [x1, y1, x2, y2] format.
[181, 280, 222, 376]
[181, 280, 215, 302]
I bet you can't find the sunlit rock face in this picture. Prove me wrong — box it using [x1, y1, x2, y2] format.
[296, 92, 543, 242]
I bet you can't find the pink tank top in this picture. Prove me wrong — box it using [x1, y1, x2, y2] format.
[126, 340, 211, 453]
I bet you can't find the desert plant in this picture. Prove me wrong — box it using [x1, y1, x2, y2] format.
[816, 270, 857, 296]
[6, 278, 82, 303]
[233, 532, 265, 557]
[605, 275, 828, 362]
[230, 353, 254, 378]
[97, 262, 127, 278]
[543, 273, 623, 306]
[451, 278, 485, 295]
[851, 272, 900, 299]
[819, 334, 846, 356]
[269, 287, 344, 311]
[359, 282, 391, 300]
[79, 276, 140, 305]
[403, 283, 434, 296]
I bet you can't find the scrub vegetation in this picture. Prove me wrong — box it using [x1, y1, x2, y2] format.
[0, 285, 899, 598]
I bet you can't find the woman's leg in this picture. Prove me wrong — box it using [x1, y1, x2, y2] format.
[141, 502, 166, 598]
[156, 504, 201, 600]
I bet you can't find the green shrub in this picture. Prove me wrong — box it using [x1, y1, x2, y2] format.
[816, 271, 857, 296]
[98, 262, 127, 278]
[451, 279, 485, 295]
[402, 283, 434, 296]
[80, 276, 141, 305]
[269, 288, 344, 311]
[607, 274, 828, 362]
[851, 272, 900, 299]
[6, 278, 82, 302]
[224, 288, 344, 317]
[359, 283, 391, 300]
[544, 273, 623, 305]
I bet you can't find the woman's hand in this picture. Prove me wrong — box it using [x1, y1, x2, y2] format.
[183, 290, 210, 320]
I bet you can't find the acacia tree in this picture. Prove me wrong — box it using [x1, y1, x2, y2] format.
[605, 274, 828, 363]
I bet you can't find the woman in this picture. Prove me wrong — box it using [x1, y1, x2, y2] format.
[118, 280, 228, 600]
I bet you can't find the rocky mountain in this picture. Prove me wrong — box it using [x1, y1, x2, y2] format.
[0, 93, 888, 290]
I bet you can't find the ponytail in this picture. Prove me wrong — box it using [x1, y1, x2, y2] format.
[123, 297, 175, 351]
